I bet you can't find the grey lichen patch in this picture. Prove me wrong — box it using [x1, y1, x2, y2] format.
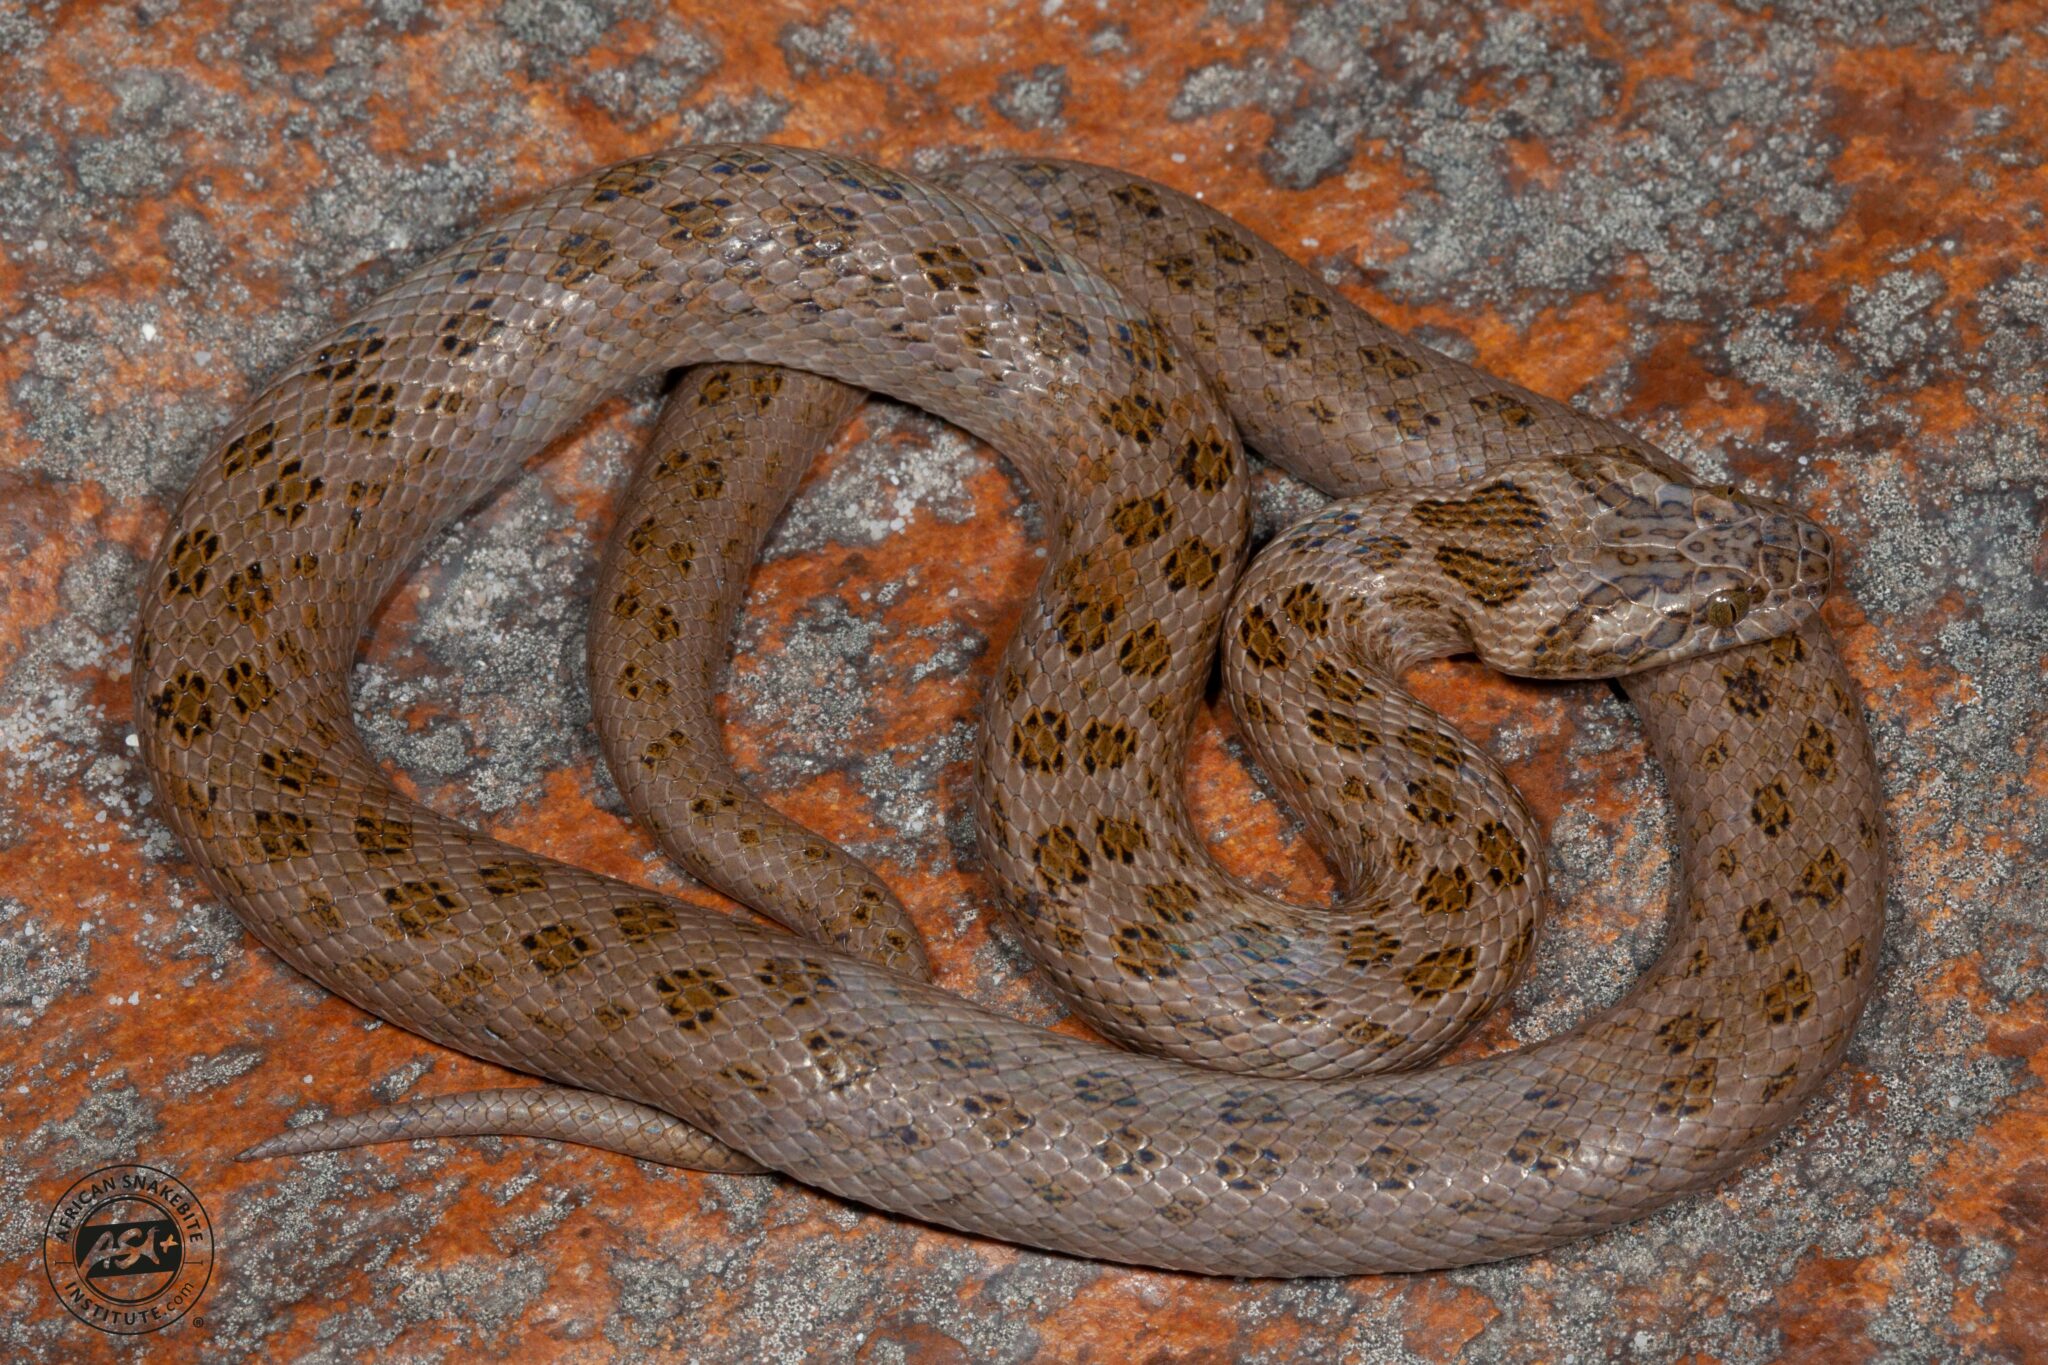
[853, 719, 978, 848]
[675, 90, 794, 143]
[779, 7, 890, 81]
[165, 1044, 266, 1099]
[367, 0, 432, 29]
[728, 576, 987, 871]
[703, 1170, 779, 1233]
[1207, 0, 1267, 25]
[571, 19, 720, 128]
[1975, 264, 2048, 395]
[1726, 0, 1989, 48]
[58, 541, 144, 639]
[487, 0, 724, 126]
[728, 596, 886, 762]
[490, 1180, 591, 1254]
[202, 1149, 534, 1360]
[898, 1245, 1092, 1364]
[727, 1230, 899, 1365]
[283, 136, 507, 303]
[603, 1247, 723, 1354]
[1724, 308, 1873, 435]
[355, 474, 602, 815]
[1227, 1275, 1413, 1358]
[0, 574, 136, 797]
[1263, 107, 1356, 191]
[388, 1252, 555, 1341]
[169, 898, 251, 978]
[1844, 268, 1950, 379]
[603, 1215, 919, 1361]
[495, 0, 644, 71]
[1910, 504, 2047, 796]
[72, 130, 183, 200]
[1867, 1240, 1963, 1357]
[0, 5, 48, 55]
[1215, 5, 1849, 343]
[370, 1054, 436, 1103]
[1839, 455, 1954, 622]
[991, 64, 1070, 131]
[1085, 24, 1133, 57]
[13, 362, 233, 504]
[1169, 51, 1300, 122]
[28, 1078, 163, 1172]
[966, 926, 1070, 1026]
[0, 896, 98, 1025]
[763, 403, 991, 557]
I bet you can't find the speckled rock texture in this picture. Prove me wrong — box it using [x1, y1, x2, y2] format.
[0, 1, 2040, 1359]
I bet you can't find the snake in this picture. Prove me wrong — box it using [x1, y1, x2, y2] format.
[134, 144, 1884, 1275]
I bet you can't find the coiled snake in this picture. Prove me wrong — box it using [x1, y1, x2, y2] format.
[135, 145, 1883, 1275]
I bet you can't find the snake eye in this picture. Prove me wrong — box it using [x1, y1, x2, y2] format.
[1703, 588, 1752, 630]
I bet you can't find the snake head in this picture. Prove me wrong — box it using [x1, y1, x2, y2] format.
[1508, 453, 1832, 677]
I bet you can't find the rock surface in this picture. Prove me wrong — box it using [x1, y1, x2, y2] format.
[2, 1, 2042, 1359]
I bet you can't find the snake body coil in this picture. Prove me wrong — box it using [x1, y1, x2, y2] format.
[137, 145, 1883, 1275]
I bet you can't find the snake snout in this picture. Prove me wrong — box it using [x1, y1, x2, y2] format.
[1692, 506, 1832, 652]
[1753, 508, 1833, 599]
[1679, 485, 1831, 597]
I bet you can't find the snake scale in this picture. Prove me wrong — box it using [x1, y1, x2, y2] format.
[135, 144, 1883, 1275]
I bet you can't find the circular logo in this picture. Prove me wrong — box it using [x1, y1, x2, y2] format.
[43, 1165, 214, 1335]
